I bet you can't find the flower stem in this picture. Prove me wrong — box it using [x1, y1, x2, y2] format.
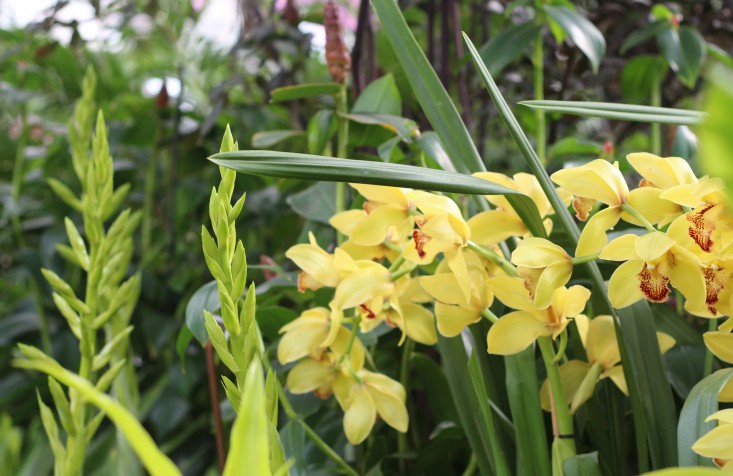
[651, 70, 662, 155]
[335, 83, 349, 245]
[533, 21, 546, 165]
[338, 316, 362, 367]
[552, 330, 568, 364]
[620, 203, 657, 232]
[390, 263, 417, 281]
[481, 308, 499, 323]
[538, 337, 576, 455]
[467, 241, 518, 276]
[570, 253, 599, 265]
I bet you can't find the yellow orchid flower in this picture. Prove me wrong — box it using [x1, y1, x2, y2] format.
[286, 352, 355, 401]
[486, 277, 590, 355]
[359, 276, 438, 345]
[692, 408, 733, 469]
[329, 184, 415, 247]
[400, 193, 474, 304]
[468, 172, 569, 244]
[327, 259, 394, 347]
[511, 237, 573, 309]
[340, 370, 408, 445]
[277, 307, 364, 369]
[551, 159, 678, 256]
[600, 231, 705, 309]
[626, 152, 698, 189]
[419, 251, 493, 337]
[286, 232, 342, 292]
[540, 315, 675, 413]
[703, 331, 733, 365]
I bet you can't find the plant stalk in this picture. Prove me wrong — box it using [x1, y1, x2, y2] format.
[538, 337, 575, 456]
[335, 84, 349, 245]
[533, 24, 546, 165]
[651, 70, 662, 155]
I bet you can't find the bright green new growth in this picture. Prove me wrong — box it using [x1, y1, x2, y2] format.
[14, 67, 143, 476]
[201, 126, 287, 474]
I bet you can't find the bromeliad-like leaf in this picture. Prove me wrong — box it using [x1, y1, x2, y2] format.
[520, 100, 705, 125]
[209, 150, 547, 238]
[677, 368, 733, 467]
[544, 6, 606, 74]
[371, 0, 484, 175]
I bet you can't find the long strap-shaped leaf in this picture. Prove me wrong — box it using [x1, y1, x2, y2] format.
[521, 100, 705, 125]
[210, 151, 546, 238]
[464, 32, 679, 469]
[14, 349, 181, 476]
[370, 0, 484, 175]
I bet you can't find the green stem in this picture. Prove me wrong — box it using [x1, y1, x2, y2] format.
[461, 453, 478, 476]
[533, 24, 546, 165]
[481, 308, 499, 323]
[30, 278, 52, 354]
[538, 337, 576, 454]
[337, 316, 362, 367]
[397, 338, 415, 473]
[570, 254, 599, 265]
[11, 107, 28, 247]
[651, 69, 662, 156]
[553, 331, 568, 364]
[703, 318, 718, 377]
[335, 83, 350, 245]
[390, 263, 417, 281]
[620, 203, 657, 232]
[389, 254, 406, 273]
[467, 241, 518, 276]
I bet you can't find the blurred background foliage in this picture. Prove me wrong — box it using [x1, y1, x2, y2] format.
[0, 0, 731, 474]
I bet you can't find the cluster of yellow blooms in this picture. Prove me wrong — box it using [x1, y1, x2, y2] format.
[276, 153, 733, 460]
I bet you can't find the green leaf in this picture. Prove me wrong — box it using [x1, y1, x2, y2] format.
[547, 137, 602, 163]
[699, 66, 733, 197]
[706, 43, 733, 70]
[505, 348, 551, 476]
[563, 452, 602, 476]
[677, 368, 733, 467]
[465, 31, 679, 469]
[411, 353, 458, 423]
[371, 0, 484, 175]
[185, 281, 220, 345]
[352, 74, 402, 116]
[252, 130, 305, 148]
[478, 22, 541, 76]
[209, 151, 546, 238]
[286, 182, 337, 224]
[280, 421, 306, 476]
[436, 334, 498, 476]
[468, 351, 511, 475]
[544, 6, 606, 73]
[651, 4, 675, 21]
[521, 100, 704, 125]
[657, 26, 706, 89]
[415, 132, 456, 172]
[224, 359, 271, 476]
[620, 21, 670, 54]
[15, 357, 181, 476]
[307, 110, 337, 155]
[340, 113, 418, 137]
[270, 83, 341, 102]
[645, 469, 722, 476]
[620, 56, 669, 103]
[617, 301, 679, 468]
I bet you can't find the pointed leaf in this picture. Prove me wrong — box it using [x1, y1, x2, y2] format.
[210, 151, 546, 237]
